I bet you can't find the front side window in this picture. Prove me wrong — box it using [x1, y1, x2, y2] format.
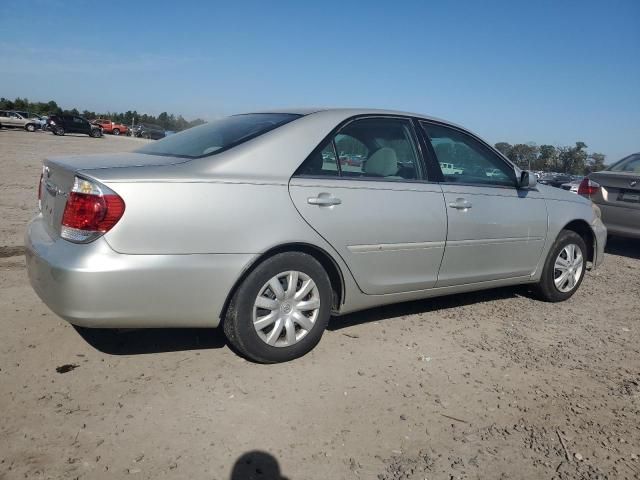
[295, 117, 421, 181]
[137, 113, 301, 158]
[421, 122, 516, 187]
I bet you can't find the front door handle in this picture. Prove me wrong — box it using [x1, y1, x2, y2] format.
[307, 193, 342, 207]
[448, 198, 472, 210]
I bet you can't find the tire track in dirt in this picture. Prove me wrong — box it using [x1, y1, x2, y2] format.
[0, 245, 24, 258]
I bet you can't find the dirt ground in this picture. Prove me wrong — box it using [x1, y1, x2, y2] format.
[1, 128, 639, 480]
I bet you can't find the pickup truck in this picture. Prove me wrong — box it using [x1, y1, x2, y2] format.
[92, 119, 129, 135]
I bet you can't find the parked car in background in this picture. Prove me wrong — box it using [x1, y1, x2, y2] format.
[561, 180, 581, 193]
[439, 162, 463, 175]
[579, 153, 640, 239]
[0, 110, 40, 131]
[25, 108, 606, 363]
[130, 123, 165, 139]
[47, 115, 103, 137]
[92, 119, 129, 135]
[538, 173, 573, 188]
[15, 112, 49, 130]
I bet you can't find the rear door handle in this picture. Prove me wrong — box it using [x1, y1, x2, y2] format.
[448, 198, 472, 210]
[307, 193, 342, 207]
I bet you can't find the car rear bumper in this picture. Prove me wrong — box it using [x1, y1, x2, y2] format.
[597, 203, 640, 239]
[25, 215, 252, 328]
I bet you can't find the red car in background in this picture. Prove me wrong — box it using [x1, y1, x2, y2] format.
[92, 119, 129, 136]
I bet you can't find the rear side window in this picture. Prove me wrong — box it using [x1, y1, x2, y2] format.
[137, 113, 301, 158]
[295, 117, 422, 181]
[609, 154, 640, 173]
[296, 141, 340, 176]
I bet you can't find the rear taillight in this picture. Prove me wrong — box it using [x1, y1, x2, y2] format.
[61, 176, 125, 243]
[578, 178, 600, 197]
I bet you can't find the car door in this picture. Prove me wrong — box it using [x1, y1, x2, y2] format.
[420, 121, 548, 287]
[71, 116, 90, 134]
[8, 112, 23, 127]
[59, 115, 73, 132]
[289, 116, 447, 295]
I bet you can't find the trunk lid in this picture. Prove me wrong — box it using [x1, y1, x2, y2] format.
[40, 160, 76, 239]
[589, 171, 640, 209]
[40, 152, 186, 239]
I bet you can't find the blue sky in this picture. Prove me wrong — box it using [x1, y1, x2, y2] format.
[1, 0, 638, 161]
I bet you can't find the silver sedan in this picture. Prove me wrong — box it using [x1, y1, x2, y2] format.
[579, 153, 640, 239]
[25, 109, 607, 363]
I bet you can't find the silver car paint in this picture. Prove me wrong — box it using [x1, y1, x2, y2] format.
[290, 178, 447, 294]
[586, 170, 640, 239]
[26, 108, 607, 328]
[436, 184, 547, 287]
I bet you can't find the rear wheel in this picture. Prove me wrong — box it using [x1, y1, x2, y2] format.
[223, 252, 332, 363]
[112, 128, 120, 135]
[534, 230, 587, 302]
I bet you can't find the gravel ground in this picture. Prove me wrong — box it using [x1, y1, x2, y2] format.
[1, 128, 639, 480]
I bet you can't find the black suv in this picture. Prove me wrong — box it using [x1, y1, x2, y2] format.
[47, 115, 102, 137]
[129, 123, 165, 140]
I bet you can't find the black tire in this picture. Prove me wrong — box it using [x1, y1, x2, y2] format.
[25, 123, 36, 132]
[223, 252, 332, 363]
[533, 230, 587, 302]
[55, 127, 65, 136]
[112, 128, 120, 135]
[90, 129, 101, 138]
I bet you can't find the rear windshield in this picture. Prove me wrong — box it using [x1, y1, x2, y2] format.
[136, 113, 302, 158]
[609, 154, 640, 173]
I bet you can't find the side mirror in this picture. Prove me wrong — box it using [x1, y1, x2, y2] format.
[518, 170, 537, 189]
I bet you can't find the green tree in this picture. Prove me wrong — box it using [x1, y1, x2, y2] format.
[586, 152, 606, 174]
[494, 142, 512, 158]
[508, 143, 539, 170]
[558, 142, 588, 174]
[537, 145, 559, 171]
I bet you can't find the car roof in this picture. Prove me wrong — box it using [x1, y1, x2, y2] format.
[246, 107, 456, 126]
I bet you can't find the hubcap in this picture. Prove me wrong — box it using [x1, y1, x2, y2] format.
[253, 271, 320, 347]
[553, 243, 584, 293]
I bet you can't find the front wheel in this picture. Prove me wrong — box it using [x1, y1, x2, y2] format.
[534, 230, 587, 302]
[223, 252, 332, 363]
[25, 123, 36, 132]
[112, 128, 120, 135]
[55, 127, 65, 136]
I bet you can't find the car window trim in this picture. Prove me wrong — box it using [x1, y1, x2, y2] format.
[293, 114, 433, 184]
[412, 118, 445, 182]
[418, 119, 519, 189]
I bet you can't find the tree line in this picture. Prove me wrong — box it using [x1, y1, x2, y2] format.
[0, 97, 205, 132]
[0, 97, 609, 173]
[494, 141, 606, 175]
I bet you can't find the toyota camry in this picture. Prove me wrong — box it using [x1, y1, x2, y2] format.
[25, 109, 607, 363]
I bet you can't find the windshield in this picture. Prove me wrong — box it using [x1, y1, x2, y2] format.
[136, 113, 302, 158]
[608, 153, 640, 173]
